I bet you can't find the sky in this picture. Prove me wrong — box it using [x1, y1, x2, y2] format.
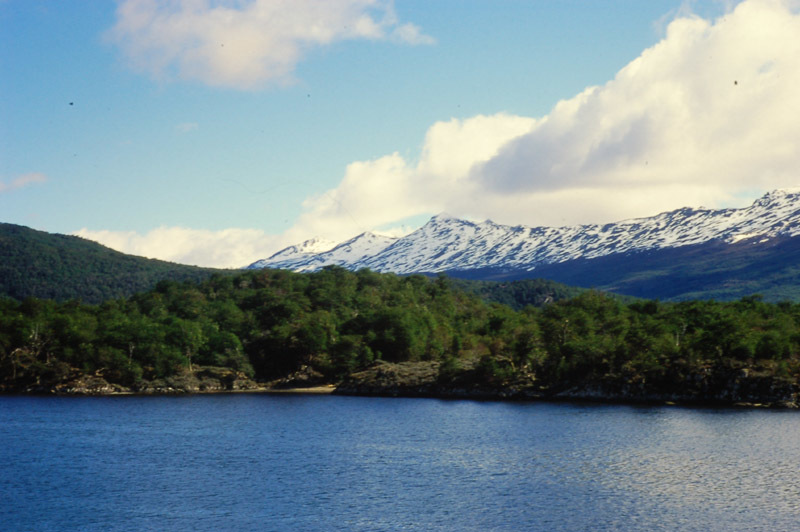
[2, 0, 800, 268]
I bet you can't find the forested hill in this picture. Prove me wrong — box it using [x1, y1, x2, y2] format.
[2, 267, 799, 406]
[0, 223, 225, 303]
[0, 222, 590, 309]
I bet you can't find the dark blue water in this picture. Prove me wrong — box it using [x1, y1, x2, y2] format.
[1, 395, 799, 532]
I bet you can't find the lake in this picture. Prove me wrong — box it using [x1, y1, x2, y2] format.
[1, 394, 799, 531]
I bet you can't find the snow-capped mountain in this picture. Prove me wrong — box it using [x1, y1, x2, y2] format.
[248, 188, 800, 275]
[262, 237, 338, 261]
[249, 232, 398, 272]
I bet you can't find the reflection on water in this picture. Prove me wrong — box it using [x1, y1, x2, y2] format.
[1, 396, 798, 531]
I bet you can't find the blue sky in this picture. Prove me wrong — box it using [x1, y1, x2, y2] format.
[2, 1, 799, 267]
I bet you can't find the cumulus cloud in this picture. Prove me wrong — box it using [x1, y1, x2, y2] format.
[471, 0, 800, 205]
[284, 113, 537, 242]
[0, 172, 47, 193]
[87, 0, 800, 267]
[73, 226, 282, 268]
[289, 0, 800, 240]
[107, 0, 434, 89]
[82, 113, 536, 267]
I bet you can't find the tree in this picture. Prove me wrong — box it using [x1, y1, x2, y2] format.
[166, 317, 204, 372]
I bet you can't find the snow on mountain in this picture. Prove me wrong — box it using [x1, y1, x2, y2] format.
[248, 188, 800, 274]
[248, 232, 398, 272]
[247, 237, 337, 270]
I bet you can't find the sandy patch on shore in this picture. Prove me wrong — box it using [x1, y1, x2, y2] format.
[264, 385, 337, 394]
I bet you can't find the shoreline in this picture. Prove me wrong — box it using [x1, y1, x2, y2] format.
[0, 383, 338, 397]
[263, 385, 336, 395]
[332, 388, 798, 409]
[3, 362, 797, 408]
[4, 385, 796, 409]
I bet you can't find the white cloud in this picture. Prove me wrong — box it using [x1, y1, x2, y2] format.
[389, 22, 435, 45]
[284, 113, 537, 242]
[88, 0, 800, 267]
[107, 0, 434, 89]
[73, 226, 282, 268]
[288, 0, 800, 239]
[82, 113, 536, 268]
[0, 172, 47, 193]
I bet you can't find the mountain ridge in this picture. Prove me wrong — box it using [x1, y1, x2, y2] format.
[249, 188, 800, 276]
[249, 231, 398, 271]
[0, 222, 589, 308]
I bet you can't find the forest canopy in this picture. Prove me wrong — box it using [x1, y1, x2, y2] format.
[2, 267, 799, 400]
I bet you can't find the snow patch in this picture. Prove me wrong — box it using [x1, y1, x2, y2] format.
[728, 232, 763, 244]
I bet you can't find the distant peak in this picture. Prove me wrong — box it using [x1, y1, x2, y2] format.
[266, 237, 336, 260]
[751, 187, 800, 207]
[763, 187, 800, 198]
[426, 213, 481, 227]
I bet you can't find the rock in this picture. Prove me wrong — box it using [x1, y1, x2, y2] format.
[268, 365, 328, 389]
[53, 375, 131, 395]
[335, 360, 544, 400]
[133, 367, 261, 394]
[336, 360, 441, 396]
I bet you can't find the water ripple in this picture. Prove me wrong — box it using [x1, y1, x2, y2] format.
[1, 396, 799, 531]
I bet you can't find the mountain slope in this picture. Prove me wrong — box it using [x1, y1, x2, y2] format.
[0, 223, 592, 308]
[448, 235, 800, 302]
[249, 231, 398, 271]
[249, 189, 800, 301]
[0, 223, 226, 303]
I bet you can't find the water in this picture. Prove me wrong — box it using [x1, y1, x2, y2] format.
[1, 395, 799, 532]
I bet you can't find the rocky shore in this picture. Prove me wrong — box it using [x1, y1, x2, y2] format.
[334, 360, 800, 409]
[3, 366, 264, 395]
[4, 360, 798, 408]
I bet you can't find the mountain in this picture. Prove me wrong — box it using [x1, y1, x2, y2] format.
[254, 236, 338, 265]
[0, 223, 588, 308]
[0, 223, 226, 303]
[249, 231, 398, 271]
[249, 189, 800, 301]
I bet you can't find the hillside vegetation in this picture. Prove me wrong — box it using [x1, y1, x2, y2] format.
[2, 267, 798, 406]
[0, 223, 226, 303]
[6, 221, 800, 306]
[449, 277, 589, 310]
[0, 222, 590, 311]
